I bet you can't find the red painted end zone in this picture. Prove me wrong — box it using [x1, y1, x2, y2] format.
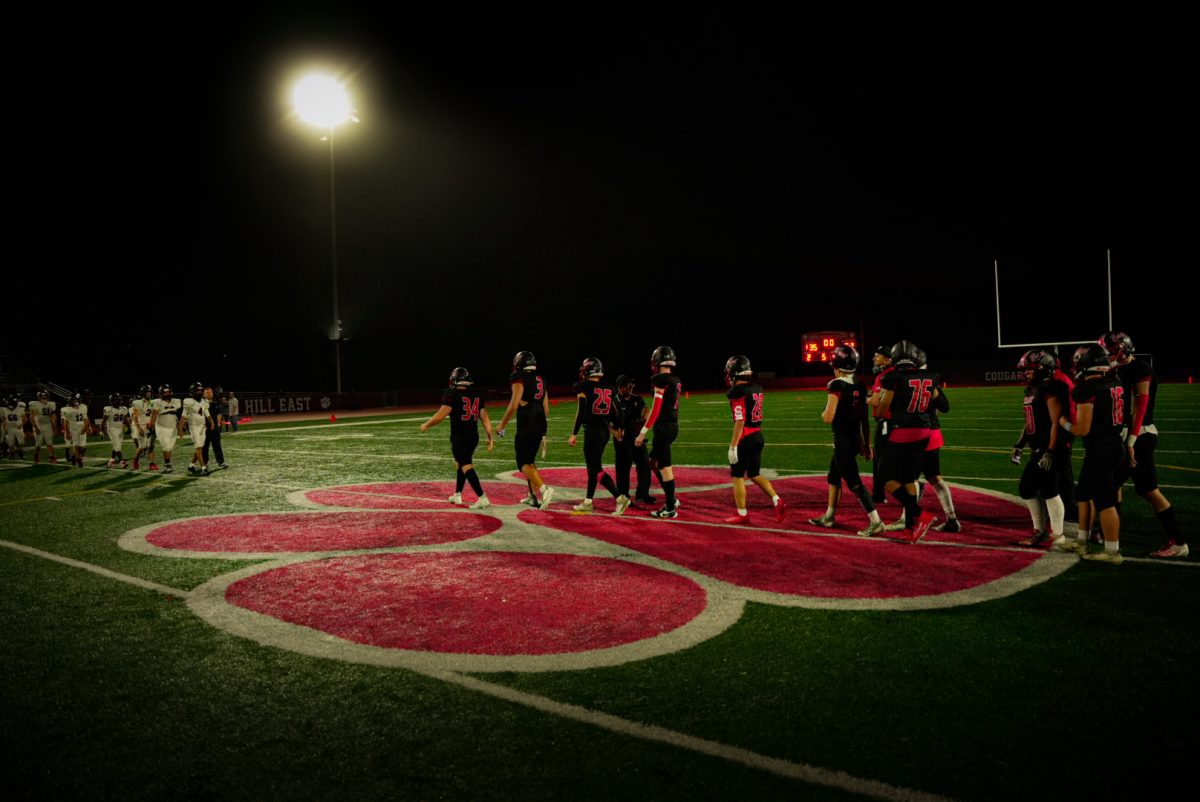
[306, 481, 533, 509]
[519, 476, 1042, 599]
[225, 552, 707, 654]
[146, 511, 502, 552]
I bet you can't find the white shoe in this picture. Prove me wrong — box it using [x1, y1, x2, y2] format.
[613, 495, 631, 516]
[857, 521, 885, 537]
[469, 496, 491, 510]
[540, 486, 556, 506]
[1150, 541, 1189, 559]
[520, 494, 539, 507]
[1082, 550, 1124, 565]
[884, 517, 907, 532]
[448, 493, 463, 505]
[807, 514, 836, 528]
[573, 499, 594, 513]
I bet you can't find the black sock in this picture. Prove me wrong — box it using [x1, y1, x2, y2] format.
[456, 469, 466, 494]
[1157, 507, 1183, 543]
[600, 472, 619, 497]
[892, 487, 918, 527]
[464, 469, 483, 497]
[654, 468, 665, 487]
[664, 479, 676, 508]
[853, 485, 876, 514]
[586, 471, 598, 499]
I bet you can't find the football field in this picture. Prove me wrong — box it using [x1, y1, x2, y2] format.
[2, 385, 1197, 801]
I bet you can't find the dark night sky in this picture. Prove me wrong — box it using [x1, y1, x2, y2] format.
[11, 10, 1193, 392]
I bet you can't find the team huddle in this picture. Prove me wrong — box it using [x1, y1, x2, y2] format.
[417, 336, 1185, 559]
[0, 383, 230, 475]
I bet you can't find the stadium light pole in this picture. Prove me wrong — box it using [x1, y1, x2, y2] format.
[293, 74, 358, 394]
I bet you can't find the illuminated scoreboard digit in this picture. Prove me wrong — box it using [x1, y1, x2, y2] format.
[801, 331, 858, 364]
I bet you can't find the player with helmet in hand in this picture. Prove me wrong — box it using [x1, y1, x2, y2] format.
[810, 345, 884, 535]
[723, 355, 784, 524]
[493, 350, 555, 509]
[1011, 348, 1072, 547]
[914, 348, 960, 534]
[1058, 343, 1125, 562]
[420, 367, 495, 509]
[872, 340, 939, 543]
[28, 388, 58, 464]
[102, 393, 130, 468]
[1100, 331, 1185, 557]
[568, 357, 629, 515]
[636, 345, 684, 518]
[183, 381, 212, 475]
[148, 384, 182, 473]
[130, 384, 157, 470]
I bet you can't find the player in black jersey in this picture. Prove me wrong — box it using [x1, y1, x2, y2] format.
[634, 346, 683, 519]
[613, 376, 654, 504]
[494, 350, 556, 508]
[912, 349, 960, 534]
[419, 367, 495, 509]
[568, 357, 630, 515]
[1011, 348, 1071, 547]
[1101, 331, 1186, 558]
[723, 355, 784, 524]
[809, 346, 885, 535]
[874, 340, 939, 543]
[1060, 343, 1125, 563]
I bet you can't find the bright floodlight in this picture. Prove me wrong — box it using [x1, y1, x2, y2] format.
[293, 75, 352, 128]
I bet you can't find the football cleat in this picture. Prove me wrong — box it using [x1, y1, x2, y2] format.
[572, 499, 594, 513]
[858, 521, 886, 537]
[934, 518, 962, 534]
[807, 514, 836, 528]
[1149, 542, 1189, 559]
[1082, 550, 1124, 565]
[468, 496, 491, 510]
[539, 486, 556, 507]
[650, 504, 678, 519]
[448, 493, 463, 505]
[722, 513, 749, 524]
[774, 499, 787, 522]
[613, 495, 631, 516]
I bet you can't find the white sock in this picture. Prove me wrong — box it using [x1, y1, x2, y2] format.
[1105, 540, 1120, 553]
[1025, 499, 1046, 532]
[772, 496, 781, 506]
[932, 480, 956, 518]
[1044, 495, 1065, 535]
[737, 508, 748, 517]
[868, 510, 882, 524]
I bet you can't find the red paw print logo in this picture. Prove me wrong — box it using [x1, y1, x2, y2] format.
[119, 467, 1068, 671]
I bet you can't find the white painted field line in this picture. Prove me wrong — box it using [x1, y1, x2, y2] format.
[0, 539, 192, 597]
[233, 416, 426, 436]
[1, 538, 957, 802]
[433, 670, 959, 802]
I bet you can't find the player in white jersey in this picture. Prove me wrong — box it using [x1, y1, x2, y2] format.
[61, 393, 92, 467]
[148, 384, 182, 474]
[28, 389, 59, 464]
[103, 393, 130, 468]
[182, 381, 212, 475]
[129, 384, 157, 470]
[2, 395, 28, 458]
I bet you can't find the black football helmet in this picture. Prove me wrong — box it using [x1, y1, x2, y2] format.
[724, 355, 752, 386]
[1071, 343, 1111, 379]
[579, 357, 604, 379]
[1017, 348, 1056, 382]
[37, 388, 49, 402]
[512, 351, 537, 372]
[448, 367, 473, 387]
[1099, 331, 1134, 362]
[139, 384, 153, 398]
[109, 393, 122, 407]
[189, 382, 203, 398]
[159, 384, 173, 398]
[831, 345, 860, 372]
[651, 345, 677, 373]
[70, 392, 82, 405]
[890, 340, 923, 368]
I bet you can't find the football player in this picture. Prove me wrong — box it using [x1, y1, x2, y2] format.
[568, 357, 629, 514]
[148, 384, 182, 474]
[1100, 331, 1185, 557]
[1059, 343, 1126, 563]
[723, 355, 784, 524]
[202, 386, 228, 470]
[493, 351, 555, 508]
[419, 367, 494, 509]
[183, 382, 211, 475]
[867, 345, 894, 503]
[613, 376, 653, 504]
[130, 385, 157, 470]
[873, 340, 938, 543]
[809, 346, 884, 535]
[102, 393, 130, 468]
[28, 388, 58, 464]
[1011, 348, 1071, 546]
[634, 346, 683, 519]
[1, 394, 27, 459]
[917, 349, 960, 534]
[61, 392, 92, 467]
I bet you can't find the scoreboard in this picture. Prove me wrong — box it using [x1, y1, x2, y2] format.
[801, 331, 858, 364]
